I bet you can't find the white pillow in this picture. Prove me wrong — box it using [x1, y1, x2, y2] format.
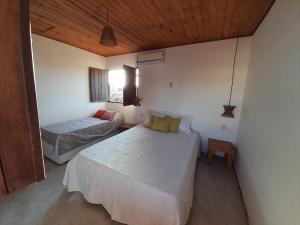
[145, 110, 192, 133]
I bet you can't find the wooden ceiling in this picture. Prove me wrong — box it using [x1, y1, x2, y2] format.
[30, 0, 275, 57]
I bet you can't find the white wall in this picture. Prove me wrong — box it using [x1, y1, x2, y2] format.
[105, 38, 252, 150]
[32, 35, 106, 126]
[236, 1, 300, 225]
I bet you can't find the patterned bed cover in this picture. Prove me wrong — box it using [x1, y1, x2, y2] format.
[41, 117, 121, 156]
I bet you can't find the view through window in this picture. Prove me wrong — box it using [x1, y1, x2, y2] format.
[108, 69, 125, 103]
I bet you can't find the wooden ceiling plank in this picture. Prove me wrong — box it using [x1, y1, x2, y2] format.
[149, 0, 186, 45]
[30, 0, 275, 56]
[139, 0, 179, 47]
[31, 0, 140, 54]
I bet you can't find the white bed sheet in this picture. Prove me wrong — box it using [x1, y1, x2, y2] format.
[63, 125, 200, 225]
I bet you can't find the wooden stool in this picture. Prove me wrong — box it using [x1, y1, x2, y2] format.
[208, 138, 235, 171]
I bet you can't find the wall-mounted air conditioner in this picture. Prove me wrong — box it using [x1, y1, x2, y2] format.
[137, 50, 165, 66]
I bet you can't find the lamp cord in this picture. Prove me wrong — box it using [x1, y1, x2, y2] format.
[106, 8, 109, 26]
[229, 37, 239, 106]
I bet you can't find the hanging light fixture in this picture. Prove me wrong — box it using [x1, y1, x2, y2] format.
[221, 37, 239, 118]
[100, 8, 117, 47]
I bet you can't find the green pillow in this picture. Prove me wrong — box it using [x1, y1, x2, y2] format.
[151, 116, 169, 132]
[167, 117, 182, 133]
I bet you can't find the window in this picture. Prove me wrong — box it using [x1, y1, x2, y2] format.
[136, 68, 139, 87]
[108, 68, 139, 104]
[108, 69, 125, 103]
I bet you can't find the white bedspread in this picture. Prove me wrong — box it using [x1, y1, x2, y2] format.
[63, 125, 200, 225]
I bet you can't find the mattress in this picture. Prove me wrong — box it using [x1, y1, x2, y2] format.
[63, 125, 200, 225]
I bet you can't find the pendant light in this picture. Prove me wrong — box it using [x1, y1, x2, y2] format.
[100, 8, 117, 47]
[221, 37, 239, 118]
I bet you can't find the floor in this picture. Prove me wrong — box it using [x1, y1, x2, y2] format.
[0, 157, 248, 225]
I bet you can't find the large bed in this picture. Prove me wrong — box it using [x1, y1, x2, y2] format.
[63, 125, 200, 225]
[41, 114, 122, 164]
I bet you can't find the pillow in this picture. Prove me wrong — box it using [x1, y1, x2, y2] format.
[150, 116, 169, 132]
[94, 109, 106, 119]
[100, 111, 117, 121]
[146, 110, 192, 133]
[177, 117, 192, 133]
[167, 116, 182, 133]
[144, 115, 156, 128]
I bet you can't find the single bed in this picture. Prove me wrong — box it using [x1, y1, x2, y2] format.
[63, 125, 200, 225]
[41, 114, 122, 164]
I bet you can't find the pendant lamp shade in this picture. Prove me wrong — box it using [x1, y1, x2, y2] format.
[100, 8, 117, 47]
[221, 105, 236, 118]
[100, 25, 117, 47]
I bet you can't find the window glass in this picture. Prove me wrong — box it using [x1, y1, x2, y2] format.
[136, 68, 139, 87]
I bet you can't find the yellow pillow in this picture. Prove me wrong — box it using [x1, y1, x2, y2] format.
[144, 115, 155, 128]
[151, 116, 169, 132]
[167, 117, 182, 133]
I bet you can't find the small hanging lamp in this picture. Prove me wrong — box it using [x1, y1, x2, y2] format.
[100, 8, 117, 47]
[221, 37, 239, 118]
